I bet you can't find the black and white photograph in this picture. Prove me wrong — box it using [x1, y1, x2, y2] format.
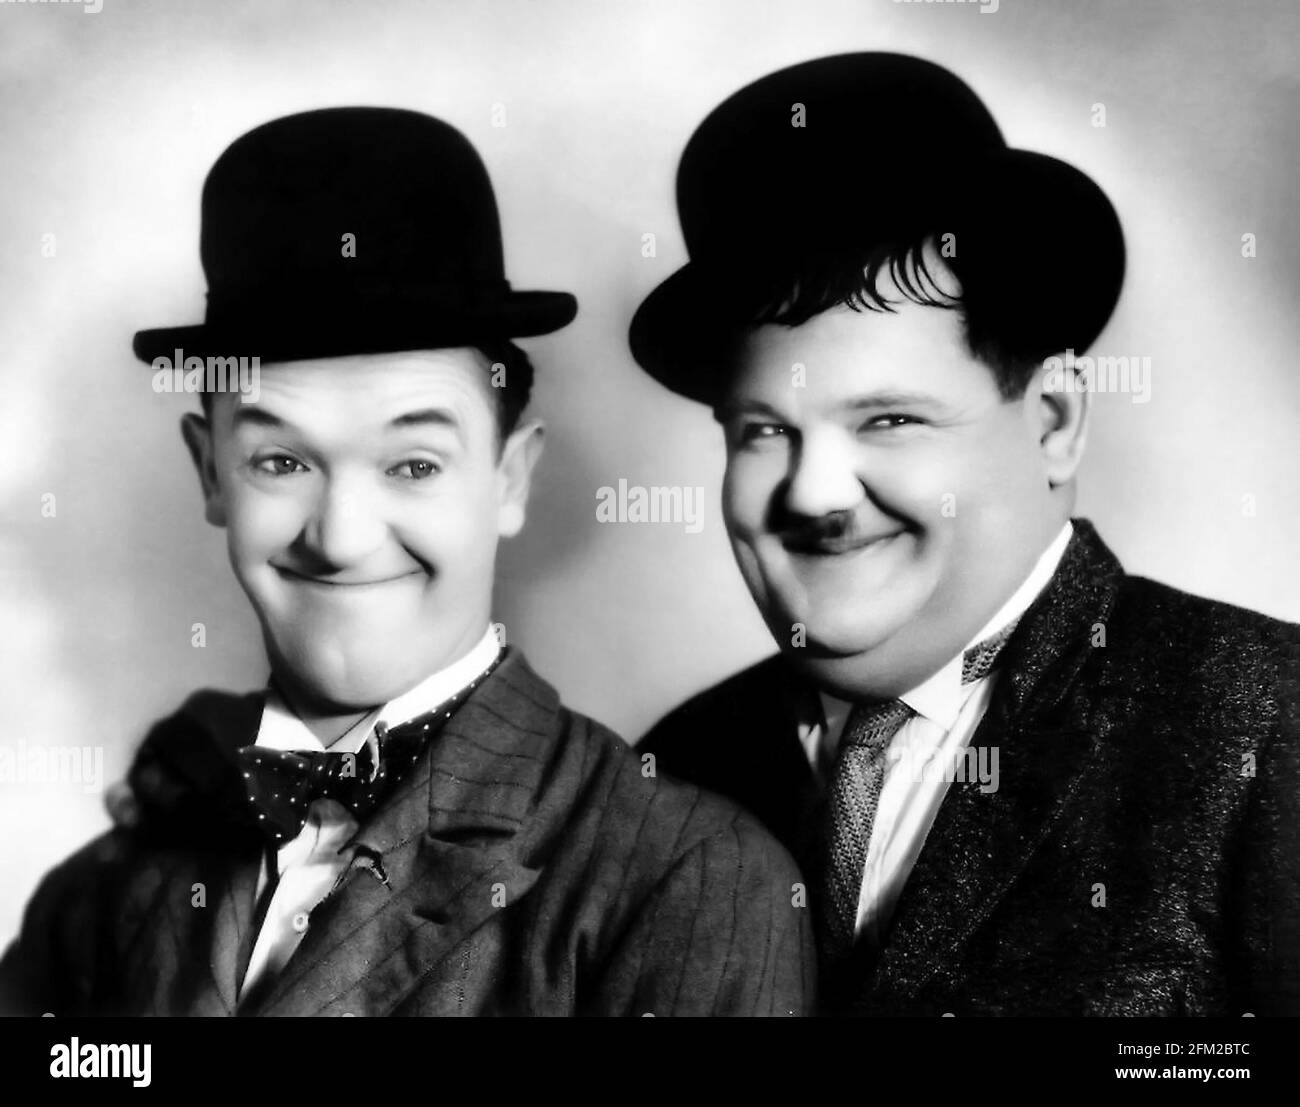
[0, 0, 1296, 1087]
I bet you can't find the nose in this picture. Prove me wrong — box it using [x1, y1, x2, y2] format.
[299, 478, 388, 570]
[783, 427, 865, 518]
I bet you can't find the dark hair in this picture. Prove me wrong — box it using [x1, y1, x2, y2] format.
[739, 232, 1042, 399]
[476, 339, 535, 440]
[199, 341, 535, 441]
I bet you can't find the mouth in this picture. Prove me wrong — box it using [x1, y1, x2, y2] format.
[274, 566, 425, 589]
[783, 529, 906, 558]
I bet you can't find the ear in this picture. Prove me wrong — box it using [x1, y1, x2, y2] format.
[495, 419, 545, 538]
[180, 411, 228, 527]
[1025, 357, 1090, 489]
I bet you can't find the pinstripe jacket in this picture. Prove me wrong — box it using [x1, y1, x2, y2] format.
[0, 651, 813, 1016]
[640, 520, 1300, 1016]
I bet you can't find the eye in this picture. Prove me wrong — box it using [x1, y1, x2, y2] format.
[387, 459, 441, 481]
[253, 454, 308, 476]
[861, 414, 921, 431]
[738, 422, 788, 444]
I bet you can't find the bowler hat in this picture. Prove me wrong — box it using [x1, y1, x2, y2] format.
[629, 53, 1125, 404]
[134, 107, 577, 365]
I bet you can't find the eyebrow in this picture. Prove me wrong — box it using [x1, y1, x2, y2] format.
[840, 391, 942, 411]
[714, 399, 784, 423]
[231, 407, 289, 431]
[386, 407, 461, 431]
[716, 391, 941, 422]
[230, 406, 462, 433]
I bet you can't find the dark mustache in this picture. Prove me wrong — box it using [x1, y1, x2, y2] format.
[772, 507, 872, 551]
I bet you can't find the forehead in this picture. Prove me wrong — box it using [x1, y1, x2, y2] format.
[217, 348, 496, 430]
[727, 301, 989, 408]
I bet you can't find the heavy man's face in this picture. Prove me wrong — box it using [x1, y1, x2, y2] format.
[183, 349, 543, 711]
[717, 283, 1087, 699]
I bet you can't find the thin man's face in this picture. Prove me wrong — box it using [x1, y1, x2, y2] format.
[199, 349, 526, 710]
[718, 300, 1056, 698]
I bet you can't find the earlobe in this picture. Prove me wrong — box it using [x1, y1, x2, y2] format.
[180, 412, 227, 527]
[496, 420, 545, 538]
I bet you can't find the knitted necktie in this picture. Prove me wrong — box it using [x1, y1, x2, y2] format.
[237, 654, 500, 846]
[817, 620, 1020, 960]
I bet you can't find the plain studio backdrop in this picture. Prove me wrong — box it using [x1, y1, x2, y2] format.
[1, 0, 1297, 942]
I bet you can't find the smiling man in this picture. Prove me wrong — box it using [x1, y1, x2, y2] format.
[0, 107, 811, 1017]
[630, 54, 1300, 1016]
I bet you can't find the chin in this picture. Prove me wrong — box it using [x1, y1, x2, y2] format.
[269, 638, 412, 711]
[764, 596, 897, 657]
[293, 664, 392, 711]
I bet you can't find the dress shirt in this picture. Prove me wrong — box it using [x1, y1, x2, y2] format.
[238, 625, 501, 1001]
[798, 523, 1073, 944]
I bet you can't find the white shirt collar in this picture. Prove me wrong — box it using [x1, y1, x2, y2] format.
[818, 521, 1074, 731]
[255, 625, 501, 754]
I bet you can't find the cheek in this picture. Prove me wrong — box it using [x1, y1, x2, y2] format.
[395, 483, 499, 568]
[851, 443, 965, 530]
[225, 485, 310, 563]
[722, 454, 779, 532]
[918, 430, 1044, 572]
[958, 427, 1044, 520]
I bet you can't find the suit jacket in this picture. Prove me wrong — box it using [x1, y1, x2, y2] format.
[640, 520, 1300, 1015]
[0, 650, 814, 1016]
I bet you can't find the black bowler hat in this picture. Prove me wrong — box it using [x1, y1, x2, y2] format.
[629, 53, 1126, 404]
[134, 107, 577, 365]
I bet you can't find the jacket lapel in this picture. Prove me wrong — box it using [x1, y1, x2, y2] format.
[250, 650, 559, 1017]
[861, 520, 1124, 1006]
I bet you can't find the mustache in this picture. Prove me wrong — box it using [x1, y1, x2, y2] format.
[771, 507, 900, 553]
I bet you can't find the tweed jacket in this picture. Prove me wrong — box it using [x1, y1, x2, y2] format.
[639, 520, 1300, 1015]
[0, 650, 813, 1016]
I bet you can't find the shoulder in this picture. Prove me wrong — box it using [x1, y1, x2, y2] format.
[26, 828, 137, 901]
[550, 701, 802, 884]
[118, 686, 264, 840]
[543, 711, 813, 1016]
[18, 685, 261, 911]
[3, 825, 137, 969]
[460, 651, 803, 887]
[142, 687, 264, 749]
[1089, 576, 1299, 775]
[1117, 574, 1294, 642]
[654, 654, 791, 726]
[638, 654, 790, 753]
[1109, 575, 1297, 689]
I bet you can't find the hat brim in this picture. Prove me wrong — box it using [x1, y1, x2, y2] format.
[629, 265, 738, 407]
[629, 149, 1124, 406]
[134, 289, 577, 366]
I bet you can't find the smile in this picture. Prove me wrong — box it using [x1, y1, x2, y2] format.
[274, 567, 424, 588]
[785, 530, 905, 558]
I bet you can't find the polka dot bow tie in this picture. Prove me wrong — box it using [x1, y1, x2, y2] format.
[236, 656, 500, 846]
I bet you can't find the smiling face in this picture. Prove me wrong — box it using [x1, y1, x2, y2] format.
[718, 294, 1086, 699]
[182, 349, 543, 711]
